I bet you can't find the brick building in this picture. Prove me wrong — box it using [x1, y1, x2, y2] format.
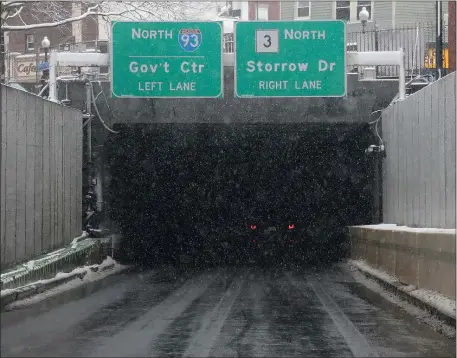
[4, 1, 99, 89]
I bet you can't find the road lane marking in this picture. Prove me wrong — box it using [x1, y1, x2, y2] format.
[286, 273, 380, 358]
[89, 271, 218, 357]
[182, 270, 245, 358]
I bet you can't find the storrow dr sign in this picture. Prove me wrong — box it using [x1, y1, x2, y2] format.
[111, 21, 223, 98]
[235, 21, 347, 98]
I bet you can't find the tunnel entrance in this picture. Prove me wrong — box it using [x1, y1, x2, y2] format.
[106, 123, 375, 266]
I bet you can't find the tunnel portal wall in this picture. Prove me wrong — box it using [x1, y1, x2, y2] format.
[59, 69, 398, 126]
[106, 123, 376, 265]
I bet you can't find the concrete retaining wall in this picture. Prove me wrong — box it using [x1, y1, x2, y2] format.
[0, 85, 83, 269]
[349, 226, 456, 299]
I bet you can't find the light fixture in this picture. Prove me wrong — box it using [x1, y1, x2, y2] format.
[41, 36, 50, 49]
[359, 6, 370, 33]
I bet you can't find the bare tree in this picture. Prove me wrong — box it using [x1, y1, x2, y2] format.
[1, 1, 212, 31]
[0, 1, 213, 83]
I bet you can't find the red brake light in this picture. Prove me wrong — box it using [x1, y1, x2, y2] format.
[250, 224, 257, 230]
[288, 224, 295, 230]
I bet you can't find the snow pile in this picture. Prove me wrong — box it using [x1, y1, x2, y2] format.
[99, 256, 117, 270]
[31, 256, 122, 286]
[70, 231, 89, 247]
[411, 289, 456, 318]
[1, 287, 17, 297]
[24, 260, 35, 270]
[2, 257, 129, 309]
[354, 224, 455, 234]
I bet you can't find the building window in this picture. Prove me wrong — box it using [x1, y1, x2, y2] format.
[231, 8, 241, 17]
[335, 1, 373, 22]
[26, 34, 34, 51]
[336, 1, 350, 21]
[296, 1, 310, 18]
[356, 0, 372, 20]
[256, 4, 269, 20]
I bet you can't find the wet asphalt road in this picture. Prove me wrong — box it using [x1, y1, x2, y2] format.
[1, 264, 455, 357]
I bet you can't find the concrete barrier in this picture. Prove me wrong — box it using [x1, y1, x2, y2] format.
[349, 225, 456, 299]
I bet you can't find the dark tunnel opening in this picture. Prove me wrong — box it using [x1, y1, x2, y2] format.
[105, 123, 376, 267]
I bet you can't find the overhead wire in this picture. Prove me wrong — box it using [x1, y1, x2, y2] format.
[368, 109, 384, 145]
[89, 81, 119, 134]
[83, 88, 103, 128]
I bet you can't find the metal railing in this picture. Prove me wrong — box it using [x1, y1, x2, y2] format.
[5, 23, 450, 84]
[52, 40, 109, 53]
[221, 23, 450, 79]
[347, 22, 449, 78]
[223, 33, 234, 53]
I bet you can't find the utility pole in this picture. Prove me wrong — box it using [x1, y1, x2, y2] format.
[436, 1, 443, 77]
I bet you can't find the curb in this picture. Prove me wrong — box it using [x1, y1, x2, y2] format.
[1, 236, 111, 291]
[349, 260, 456, 327]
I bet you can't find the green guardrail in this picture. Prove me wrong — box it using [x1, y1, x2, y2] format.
[0, 236, 111, 290]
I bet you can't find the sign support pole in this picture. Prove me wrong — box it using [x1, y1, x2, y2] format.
[436, 1, 443, 78]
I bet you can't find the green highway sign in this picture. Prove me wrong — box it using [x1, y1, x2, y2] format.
[234, 21, 347, 98]
[110, 21, 223, 98]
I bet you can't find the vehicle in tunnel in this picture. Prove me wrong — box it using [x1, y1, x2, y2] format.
[106, 123, 376, 266]
[245, 216, 302, 260]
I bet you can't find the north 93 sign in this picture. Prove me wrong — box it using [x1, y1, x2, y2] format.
[178, 29, 202, 52]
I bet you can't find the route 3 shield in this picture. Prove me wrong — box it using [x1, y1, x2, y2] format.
[178, 29, 202, 52]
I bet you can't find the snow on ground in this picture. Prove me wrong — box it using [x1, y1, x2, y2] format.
[354, 224, 455, 234]
[99, 256, 118, 270]
[347, 260, 456, 340]
[70, 231, 89, 247]
[1, 287, 17, 297]
[3, 257, 129, 309]
[411, 289, 457, 318]
[24, 261, 35, 270]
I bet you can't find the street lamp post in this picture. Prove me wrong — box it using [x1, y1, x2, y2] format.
[40, 36, 50, 97]
[359, 7, 379, 76]
[358, 6, 382, 223]
[359, 6, 370, 33]
[41, 36, 50, 62]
